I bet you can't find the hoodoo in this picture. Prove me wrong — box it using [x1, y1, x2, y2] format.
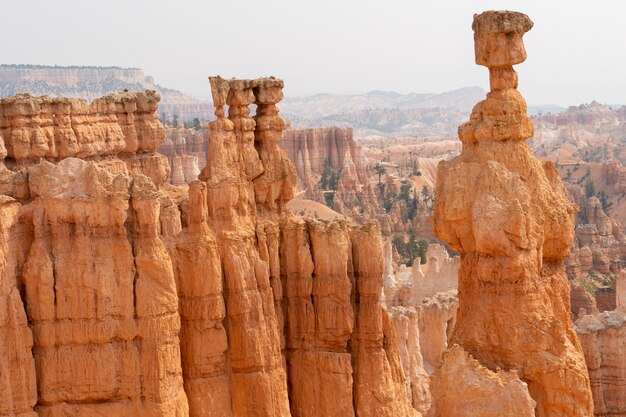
[431, 10, 594, 417]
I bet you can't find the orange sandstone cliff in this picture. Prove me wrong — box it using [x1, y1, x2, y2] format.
[0, 79, 417, 416]
[431, 11, 594, 417]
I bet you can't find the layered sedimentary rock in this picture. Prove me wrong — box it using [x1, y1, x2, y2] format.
[431, 11, 593, 416]
[23, 159, 189, 416]
[158, 124, 208, 185]
[199, 76, 414, 417]
[431, 345, 536, 417]
[567, 196, 626, 277]
[280, 127, 435, 239]
[576, 271, 626, 416]
[280, 127, 379, 218]
[0, 80, 417, 416]
[0, 91, 170, 185]
[281, 127, 368, 191]
[564, 194, 625, 315]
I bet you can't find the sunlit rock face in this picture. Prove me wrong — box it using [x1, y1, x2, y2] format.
[0, 91, 170, 185]
[430, 10, 594, 417]
[0, 79, 418, 417]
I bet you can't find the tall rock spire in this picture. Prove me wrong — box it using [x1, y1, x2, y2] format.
[431, 10, 594, 417]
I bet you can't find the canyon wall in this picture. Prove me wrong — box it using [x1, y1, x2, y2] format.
[280, 127, 434, 238]
[0, 91, 170, 185]
[576, 271, 626, 416]
[158, 124, 208, 185]
[431, 11, 593, 416]
[0, 79, 417, 416]
[280, 127, 378, 218]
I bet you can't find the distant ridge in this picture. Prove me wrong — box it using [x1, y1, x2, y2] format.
[0, 64, 141, 70]
[282, 86, 485, 119]
[281, 86, 486, 137]
[0, 64, 212, 121]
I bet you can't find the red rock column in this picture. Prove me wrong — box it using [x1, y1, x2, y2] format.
[282, 218, 356, 417]
[350, 222, 415, 417]
[168, 181, 230, 417]
[202, 77, 291, 417]
[21, 159, 187, 417]
[432, 11, 593, 417]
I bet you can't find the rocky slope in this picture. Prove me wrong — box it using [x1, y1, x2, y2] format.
[0, 78, 418, 416]
[280, 127, 379, 218]
[0, 65, 212, 122]
[431, 11, 593, 416]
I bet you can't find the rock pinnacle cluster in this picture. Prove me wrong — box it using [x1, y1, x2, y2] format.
[0, 77, 416, 417]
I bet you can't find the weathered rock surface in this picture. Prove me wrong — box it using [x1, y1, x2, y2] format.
[0, 196, 37, 417]
[0, 91, 170, 185]
[281, 127, 436, 241]
[280, 127, 379, 219]
[430, 345, 536, 417]
[382, 239, 459, 413]
[0, 79, 417, 416]
[23, 158, 189, 416]
[566, 196, 626, 279]
[564, 191, 625, 316]
[576, 271, 626, 416]
[431, 10, 593, 416]
[158, 124, 207, 185]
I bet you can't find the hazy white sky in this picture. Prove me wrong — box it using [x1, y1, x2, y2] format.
[4, 0, 625, 105]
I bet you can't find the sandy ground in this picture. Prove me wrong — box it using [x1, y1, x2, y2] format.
[287, 199, 350, 222]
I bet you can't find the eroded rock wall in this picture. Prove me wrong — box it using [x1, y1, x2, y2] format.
[0, 80, 417, 417]
[0, 91, 170, 185]
[576, 272, 626, 416]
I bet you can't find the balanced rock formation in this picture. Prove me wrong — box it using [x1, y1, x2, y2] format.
[0, 79, 418, 416]
[431, 11, 593, 416]
[576, 270, 626, 416]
